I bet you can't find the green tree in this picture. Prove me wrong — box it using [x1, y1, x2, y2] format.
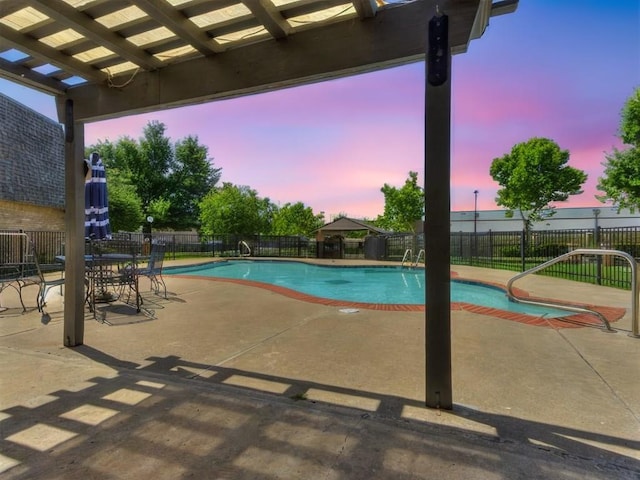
[619, 86, 640, 146]
[597, 87, 640, 211]
[199, 183, 274, 236]
[85, 142, 144, 233]
[88, 122, 224, 231]
[490, 137, 587, 231]
[168, 136, 222, 230]
[107, 169, 145, 232]
[376, 171, 424, 232]
[136, 121, 174, 227]
[271, 202, 325, 236]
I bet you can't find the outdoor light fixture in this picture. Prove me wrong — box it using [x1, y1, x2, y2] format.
[428, 10, 449, 86]
[473, 190, 479, 235]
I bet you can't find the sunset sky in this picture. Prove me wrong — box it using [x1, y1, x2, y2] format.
[2, 0, 639, 220]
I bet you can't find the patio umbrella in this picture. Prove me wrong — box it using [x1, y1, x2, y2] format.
[84, 152, 112, 240]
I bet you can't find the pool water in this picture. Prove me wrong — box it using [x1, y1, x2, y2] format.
[168, 260, 571, 318]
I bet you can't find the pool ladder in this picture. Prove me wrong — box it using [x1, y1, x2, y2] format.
[402, 249, 425, 268]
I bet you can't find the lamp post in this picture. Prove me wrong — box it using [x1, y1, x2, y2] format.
[473, 190, 479, 261]
[473, 190, 479, 235]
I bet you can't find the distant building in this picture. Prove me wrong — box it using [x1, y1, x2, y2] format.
[450, 207, 640, 232]
[0, 93, 65, 231]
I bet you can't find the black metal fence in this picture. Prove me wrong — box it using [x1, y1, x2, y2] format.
[451, 227, 639, 289]
[5, 226, 640, 290]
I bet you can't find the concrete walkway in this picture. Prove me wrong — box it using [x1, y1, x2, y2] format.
[0, 260, 638, 479]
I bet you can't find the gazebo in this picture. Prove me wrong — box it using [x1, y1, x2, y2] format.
[0, 0, 519, 409]
[314, 217, 388, 259]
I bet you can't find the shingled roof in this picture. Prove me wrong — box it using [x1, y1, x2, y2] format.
[315, 217, 387, 235]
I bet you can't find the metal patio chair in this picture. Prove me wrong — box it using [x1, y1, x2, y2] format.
[136, 243, 167, 298]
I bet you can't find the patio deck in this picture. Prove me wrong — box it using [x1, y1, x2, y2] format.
[0, 259, 638, 479]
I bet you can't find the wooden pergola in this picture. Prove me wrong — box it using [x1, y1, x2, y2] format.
[0, 0, 518, 409]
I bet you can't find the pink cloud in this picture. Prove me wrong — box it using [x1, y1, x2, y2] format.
[75, 0, 637, 220]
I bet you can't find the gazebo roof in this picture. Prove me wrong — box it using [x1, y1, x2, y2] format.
[316, 217, 387, 235]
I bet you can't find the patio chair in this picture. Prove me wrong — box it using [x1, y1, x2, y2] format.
[0, 233, 42, 312]
[136, 243, 167, 298]
[35, 252, 65, 312]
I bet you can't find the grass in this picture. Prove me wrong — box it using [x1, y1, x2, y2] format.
[458, 257, 634, 290]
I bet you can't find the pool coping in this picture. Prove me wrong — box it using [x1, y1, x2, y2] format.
[171, 263, 626, 330]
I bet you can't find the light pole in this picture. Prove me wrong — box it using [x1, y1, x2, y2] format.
[473, 190, 478, 261]
[473, 190, 479, 235]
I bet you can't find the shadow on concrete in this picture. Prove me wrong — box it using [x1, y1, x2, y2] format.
[1, 347, 638, 479]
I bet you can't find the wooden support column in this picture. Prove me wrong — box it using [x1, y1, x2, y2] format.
[63, 99, 86, 347]
[425, 12, 452, 409]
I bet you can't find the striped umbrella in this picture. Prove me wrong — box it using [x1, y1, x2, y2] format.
[84, 152, 112, 240]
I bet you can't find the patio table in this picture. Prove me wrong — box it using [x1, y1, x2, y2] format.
[55, 254, 140, 316]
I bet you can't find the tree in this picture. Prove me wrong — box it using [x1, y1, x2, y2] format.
[199, 183, 275, 236]
[490, 137, 587, 231]
[167, 135, 222, 230]
[597, 87, 640, 211]
[106, 171, 145, 232]
[87, 122, 223, 231]
[136, 121, 174, 227]
[271, 202, 325, 236]
[376, 171, 424, 232]
[85, 141, 144, 232]
[619, 86, 640, 146]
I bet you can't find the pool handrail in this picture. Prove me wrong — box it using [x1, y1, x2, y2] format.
[401, 249, 425, 269]
[506, 248, 638, 337]
[401, 249, 413, 268]
[238, 240, 251, 257]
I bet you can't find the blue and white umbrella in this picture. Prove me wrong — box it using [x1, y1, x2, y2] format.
[84, 152, 112, 240]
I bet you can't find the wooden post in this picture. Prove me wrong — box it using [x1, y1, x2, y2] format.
[63, 99, 86, 346]
[425, 11, 452, 409]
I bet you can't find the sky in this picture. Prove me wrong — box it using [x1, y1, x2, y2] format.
[1, 0, 639, 220]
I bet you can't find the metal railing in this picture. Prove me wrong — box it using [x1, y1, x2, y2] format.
[238, 240, 251, 257]
[401, 249, 413, 268]
[506, 249, 638, 337]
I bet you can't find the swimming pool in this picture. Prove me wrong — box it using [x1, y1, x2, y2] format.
[167, 260, 572, 318]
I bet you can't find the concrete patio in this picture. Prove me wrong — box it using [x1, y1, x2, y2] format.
[0, 260, 638, 479]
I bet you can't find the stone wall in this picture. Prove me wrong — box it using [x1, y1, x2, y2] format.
[0, 93, 65, 229]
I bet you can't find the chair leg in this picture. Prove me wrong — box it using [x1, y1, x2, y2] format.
[37, 284, 45, 312]
[157, 273, 167, 298]
[147, 272, 167, 298]
[17, 284, 27, 313]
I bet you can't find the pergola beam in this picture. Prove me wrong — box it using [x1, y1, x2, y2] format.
[0, 23, 107, 83]
[242, 0, 291, 39]
[60, 0, 480, 122]
[29, 0, 164, 71]
[134, 0, 224, 55]
[0, 57, 67, 94]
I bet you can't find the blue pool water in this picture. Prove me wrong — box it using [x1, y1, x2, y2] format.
[168, 260, 571, 317]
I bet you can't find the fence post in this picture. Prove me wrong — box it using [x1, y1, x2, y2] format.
[520, 229, 526, 271]
[595, 225, 602, 285]
[489, 230, 493, 268]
